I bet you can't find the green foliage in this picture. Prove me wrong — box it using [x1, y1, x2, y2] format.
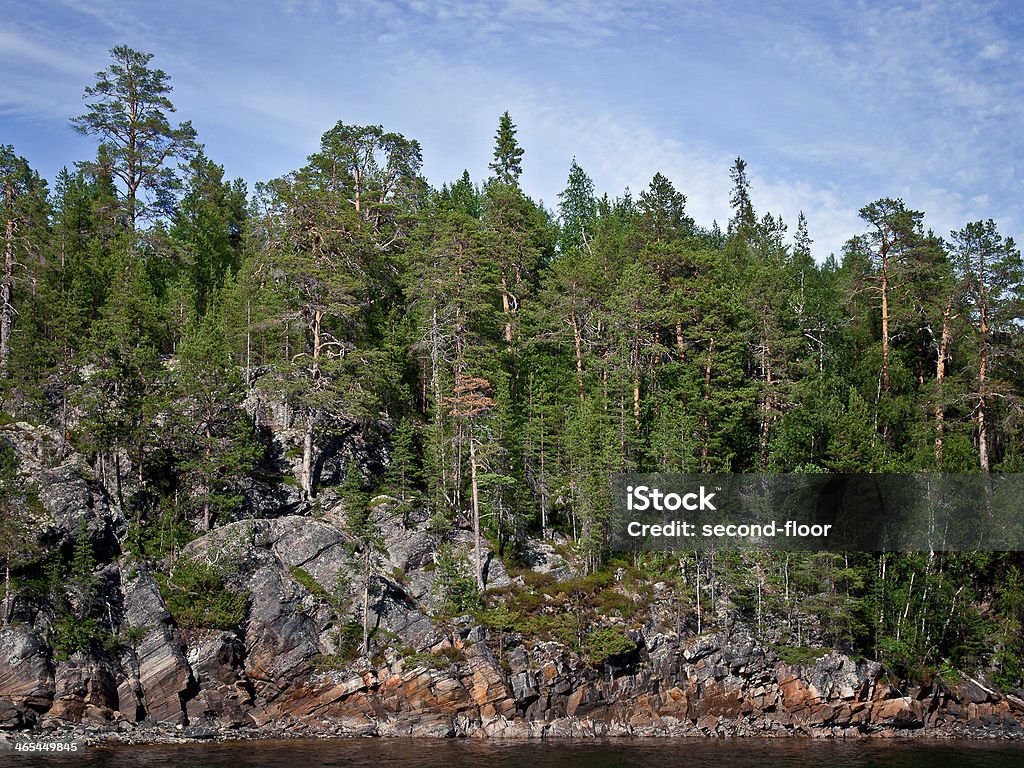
[433, 544, 480, 616]
[52, 613, 104, 661]
[582, 626, 636, 665]
[773, 645, 830, 667]
[157, 557, 247, 631]
[488, 111, 524, 185]
[289, 566, 326, 599]
[71, 44, 198, 227]
[402, 646, 466, 670]
[0, 440, 41, 582]
[3, 49, 1024, 693]
[312, 621, 364, 669]
[43, 519, 114, 659]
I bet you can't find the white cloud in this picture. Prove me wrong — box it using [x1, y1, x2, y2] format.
[979, 40, 1007, 60]
[2, 0, 1021, 260]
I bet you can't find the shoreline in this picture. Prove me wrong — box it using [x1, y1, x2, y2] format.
[8, 716, 1024, 747]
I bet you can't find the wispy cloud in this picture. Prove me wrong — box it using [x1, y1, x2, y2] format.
[0, 24, 96, 120]
[2, 0, 1021, 258]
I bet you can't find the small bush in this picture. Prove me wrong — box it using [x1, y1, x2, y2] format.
[312, 621, 364, 669]
[402, 646, 466, 670]
[773, 644, 829, 667]
[582, 626, 636, 664]
[52, 615, 106, 661]
[520, 570, 557, 590]
[158, 558, 248, 631]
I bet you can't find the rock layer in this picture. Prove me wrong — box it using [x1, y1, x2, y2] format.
[2, 423, 1023, 742]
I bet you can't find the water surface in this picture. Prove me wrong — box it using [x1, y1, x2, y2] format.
[8, 738, 1024, 768]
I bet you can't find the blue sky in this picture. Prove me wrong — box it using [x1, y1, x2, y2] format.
[1, 0, 1021, 258]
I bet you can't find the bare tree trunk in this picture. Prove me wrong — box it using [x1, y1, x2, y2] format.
[876, 554, 887, 658]
[469, 426, 483, 591]
[539, 411, 548, 538]
[934, 297, 952, 467]
[760, 311, 773, 468]
[631, 304, 641, 432]
[896, 570, 914, 642]
[429, 307, 449, 498]
[978, 252, 990, 471]
[632, 367, 641, 432]
[571, 289, 584, 399]
[695, 553, 702, 635]
[500, 272, 513, 345]
[978, 371, 989, 470]
[203, 426, 212, 531]
[3, 563, 11, 625]
[880, 258, 891, 393]
[700, 339, 714, 471]
[756, 567, 763, 637]
[245, 299, 252, 387]
[301, 309, 324, 499]
[301, 419, 315, 499]
[362, 547, 371, 655]
[1, 178, 15, 373]
[353, 164, 362, 217]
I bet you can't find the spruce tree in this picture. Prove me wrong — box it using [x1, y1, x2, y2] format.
[0, 147, 48, 377]
[557, 159, 597, 255]
[488, 112, 525, 186]
[172, 310, 259, 530]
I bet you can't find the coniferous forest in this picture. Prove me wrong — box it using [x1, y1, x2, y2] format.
[3, 45, 1024, 697]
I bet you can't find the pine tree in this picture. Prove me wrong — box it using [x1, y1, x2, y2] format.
[637, 172, 693, 244]
[72, 45, 198, 229]
[949, 220, 1023, 471]
[482, 181, 546, 347]
[727, 156, 756, 241]
[852, 198, 925, 395]
[252, 121, 420, 498]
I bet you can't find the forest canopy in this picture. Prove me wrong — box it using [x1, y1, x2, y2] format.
[2, 45, 1024, 685]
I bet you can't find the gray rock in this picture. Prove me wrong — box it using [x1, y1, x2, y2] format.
[0, 625, 54, 714]
[118, 562, 195, 724]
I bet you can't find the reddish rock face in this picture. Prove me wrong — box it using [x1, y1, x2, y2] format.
[692, 680, 744, 718]
[46, 655, 118, 725]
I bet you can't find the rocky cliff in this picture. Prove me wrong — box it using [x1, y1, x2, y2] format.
[2, 421, 1023, 743]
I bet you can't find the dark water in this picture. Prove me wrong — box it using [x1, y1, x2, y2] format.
[6, 739, 1024, 768]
